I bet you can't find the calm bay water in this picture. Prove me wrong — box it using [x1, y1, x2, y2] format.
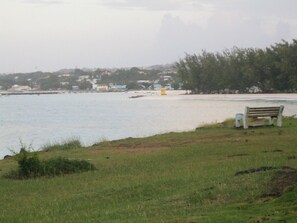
[1, 91, 297, 158]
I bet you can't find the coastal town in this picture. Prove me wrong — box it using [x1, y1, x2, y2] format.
[0, 64, 265, 96]
[0, 65, 178, 95]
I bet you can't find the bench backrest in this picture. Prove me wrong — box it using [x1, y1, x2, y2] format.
[245, 106, 284, 118]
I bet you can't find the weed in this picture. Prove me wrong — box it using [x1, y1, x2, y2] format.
[42, 157, 96, 176]
[41, 138, 82, 151]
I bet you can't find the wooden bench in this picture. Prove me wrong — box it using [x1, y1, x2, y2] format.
[235, 106, 284, 129]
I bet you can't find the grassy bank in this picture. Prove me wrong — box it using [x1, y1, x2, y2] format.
[0, 118, 297, 222]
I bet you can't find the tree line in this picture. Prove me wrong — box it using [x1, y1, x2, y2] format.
[176, 39, 297, 93]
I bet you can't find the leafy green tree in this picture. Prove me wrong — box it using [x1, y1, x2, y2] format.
[39, 74, 61, 90]
[78, 80, 92, 90]
[176, 39, 297, 93]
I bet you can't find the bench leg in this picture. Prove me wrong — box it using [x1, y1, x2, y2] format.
[277, 115, 283, 127]
[235, 119, 240, 127]
[243, 116, 248, 129]
[268, 117, 273, 125]
[235, 113, 243, 128]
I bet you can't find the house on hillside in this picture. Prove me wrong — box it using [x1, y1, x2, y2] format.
[111, 85, 127, 92]
[161, 75, 173, 81]
[137, 80, 151, 84]
[78, 75, 90, 82]
[9, 85, 31, 92]
[165, 84, 174, 90]
[97, 85, 109, 92]
[72, 86, 80, 91]
[149, 84, 162, 90]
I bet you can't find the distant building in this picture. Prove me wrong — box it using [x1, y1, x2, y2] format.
[97, 85, 109, 92]
[111, 85, 127, 91]
[92, 83, 98, 90]
[101, 70, 112, 76]
[60, 82, 69, 86]
[165, 84, 174, 90]
[149, 84, 162, 90]
[72, 86, 80, 91]
[78, 75, 90, 81]
[9, 85, 31, 92]
[161, 75, 173, 81]
[137, 80, 151, 84]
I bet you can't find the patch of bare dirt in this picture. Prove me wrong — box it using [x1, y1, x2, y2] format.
[235, 166, 296, 177]
[236, 166, 297, 200]
[263, 149, 283, 153]
[235, 166, 277, 176]
[228, 153, 249, 158]
[267, 167, 297, 197]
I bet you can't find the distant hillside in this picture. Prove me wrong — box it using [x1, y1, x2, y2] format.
[0, 64, 178, 91]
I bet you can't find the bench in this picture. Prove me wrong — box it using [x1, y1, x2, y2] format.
[235, 106, 284, 129]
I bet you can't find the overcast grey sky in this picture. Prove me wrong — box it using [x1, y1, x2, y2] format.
[1, 0, 297, 73]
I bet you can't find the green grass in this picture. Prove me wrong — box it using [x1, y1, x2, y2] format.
[0, 117, 297, 222]
[41, 138, 82, 152]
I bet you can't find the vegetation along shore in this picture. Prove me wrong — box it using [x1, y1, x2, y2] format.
[0, 117, 296, 222]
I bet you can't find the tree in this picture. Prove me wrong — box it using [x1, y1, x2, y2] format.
[176, 39, 297, 93]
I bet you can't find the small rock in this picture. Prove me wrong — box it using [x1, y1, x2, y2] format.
[3, 155, 12, 159]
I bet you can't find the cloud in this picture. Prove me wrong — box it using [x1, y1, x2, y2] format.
[99, 0, 206, 11]
[1, 0, 296, 73]
[99, 0, 297, 19]
[275, 21, 291, 40]
[236, 0, 297, 19]
[22, 0, 67, 4]
[150, 10, 295, 65]
[198, 0, 297, 19]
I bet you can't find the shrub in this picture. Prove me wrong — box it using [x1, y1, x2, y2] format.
[5, 149, 96, 179]
[16, 149, 42, 178]
[42, 157, 96, 176]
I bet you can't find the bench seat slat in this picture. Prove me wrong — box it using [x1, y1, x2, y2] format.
[248, 110, 280, 113]
[248, 114, 278, 117]
[249, 108, 280, 112]
[249, 107, 280, 110]
[249, 111, 279, 114]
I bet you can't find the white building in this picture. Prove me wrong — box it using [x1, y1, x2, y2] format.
[97, 85, 109, 92]
[9, 85, 32, 92]
[78, 75, 90, 81]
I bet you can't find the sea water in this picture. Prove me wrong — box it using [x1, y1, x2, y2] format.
[1, 91, 297, 158]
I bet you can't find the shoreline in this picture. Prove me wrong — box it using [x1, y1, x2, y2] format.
[2, 89, 297, 96]
[1, 92, 297, 159]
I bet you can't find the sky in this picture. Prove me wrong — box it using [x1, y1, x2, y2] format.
[1, 0, 297, 73]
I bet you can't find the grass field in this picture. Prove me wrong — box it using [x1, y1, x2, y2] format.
[0, 118, 297, 223]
